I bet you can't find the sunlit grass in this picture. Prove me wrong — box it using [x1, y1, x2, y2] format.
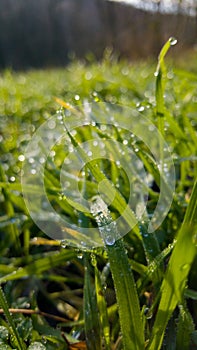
[0, 45, 196, 349]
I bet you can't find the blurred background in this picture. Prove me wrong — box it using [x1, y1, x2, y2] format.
[0, 0, 196, 70]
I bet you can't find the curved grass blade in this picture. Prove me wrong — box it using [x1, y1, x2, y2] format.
[155, 37, 177, 173]
[155, 36, 177, 118]
[64, 125, 140, 239]
[147, 178, 197, 350]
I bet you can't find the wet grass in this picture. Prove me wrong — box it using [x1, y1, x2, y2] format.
[0, 43, 197, 349]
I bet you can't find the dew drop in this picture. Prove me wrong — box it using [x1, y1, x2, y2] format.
[80, 241, 87, 248]
[64, 158, 71, 165]
[65, 109, 71, 117]
[57, 114, 63, 121]
[85, 71, 92, 80]
[144, 307, 153, 319]
[91, 254, 97, 267]
[169, 37, 177, 46]
[100, 125, 107, 131]
[123, 139, 128, 145]
[10, 176, 15, 182]
[138, 106, 145, 112]
[50, 150, 56, 157]
[29, 157, 35, 164]
[39, 157, 45, 164]
[48, 120, 56, 129]
[71, 129, 77, 136]
[121, 67, 129, 76]
[148, 125, 155, 132]
[66, 181, 71, 189]
[93, 140, 98, 147]
[69, 145, 74, 153]
[18, 154, 25, 162]
[105, 235, 115, 246]
[61, 240, 67, 248]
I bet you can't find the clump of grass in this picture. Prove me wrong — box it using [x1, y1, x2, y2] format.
[0, 39, 196, 349]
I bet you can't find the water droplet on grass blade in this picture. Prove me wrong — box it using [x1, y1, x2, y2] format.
[138, 106, 145, 112]
[61, 240, 67, 248]
[123, 139, 128, 145]
[10, 176, 15, 182]
[105, 235, 115, 246]
[91, 253, 97, 266]
[169, 37, 177, 46]
[28, 342, 46, 350]
[181, 263, 190, 271]
[18, 154, 25, 162]
[74, 94, 80, 101]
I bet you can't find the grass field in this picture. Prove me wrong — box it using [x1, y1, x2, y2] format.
[0, 43, 197, 350]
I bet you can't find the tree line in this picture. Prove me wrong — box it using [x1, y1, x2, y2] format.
[0, 0, 196, 70]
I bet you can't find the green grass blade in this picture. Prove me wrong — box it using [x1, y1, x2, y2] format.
[155, 37, 177, 118]
[0, 286, 25, 350]
[91, 197, 144, 350]
[0, 249, 77, 283]
[0, 164, 21, 251]
[107, 239, 145, 350]
[137, 239, 176, 294]
[176, 304, 195, 350]
[147, 178, 197, 350]
[83, 254, 102, 350]
[94, 259, 111, 350]
[155, 37, 177, 173]
[64, 126, 140, 239]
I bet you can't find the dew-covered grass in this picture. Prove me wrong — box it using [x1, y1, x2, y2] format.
[0, 44, 196, 350]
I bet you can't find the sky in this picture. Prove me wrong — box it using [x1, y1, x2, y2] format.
[107, 0, 196, 16]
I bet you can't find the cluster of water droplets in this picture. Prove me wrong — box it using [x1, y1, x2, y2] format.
[21, 101, 175, 247]
[90, 196, 117, 246]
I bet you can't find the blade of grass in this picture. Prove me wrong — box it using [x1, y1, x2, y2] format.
[155, 37, 177, 172]
[176, 303, 195, 350]
[0, 286, 25, 350]
[83, 254, 102, 350]
[0, 164, 21, 251]
[147, 178, 197, 350]
[63, 123, 140, 239]
[91, 197, 145, 350]
[93, 257, 111, 350]
[0, 249, 77, 283]
[106, 238, 145, 350]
